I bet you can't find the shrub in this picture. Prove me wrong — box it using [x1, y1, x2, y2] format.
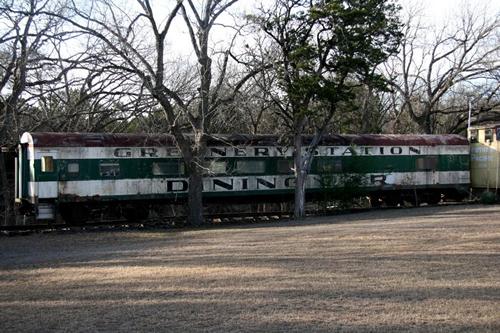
[480, 191, 497, 204]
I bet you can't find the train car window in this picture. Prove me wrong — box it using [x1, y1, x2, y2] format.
[334, 160, 342, 172]
[41, 156, 54, 173]
[497, 128, 500, 141]
[317, 159, 342, 173]
[277, 160, 293, 174]
[469, 129, 478, 143]
[67, 162, 79, 174]
[100, 162, 120, 177]
[152, 161, 184, 176]
[416, 156, 438, 171]
[485, 129, 493, 142]
[205, 160, 226, 175]
[235, 160, 266, 174]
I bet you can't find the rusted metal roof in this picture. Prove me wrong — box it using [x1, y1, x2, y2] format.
[210, 134, 469, 146]
[21, 132, 469, 148]
[313, 134, 469, 146]
[21, 132, 177, 147]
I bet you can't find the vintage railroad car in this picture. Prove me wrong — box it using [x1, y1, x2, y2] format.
[14, 132, 470, 223]
[468, 124, 500, 193]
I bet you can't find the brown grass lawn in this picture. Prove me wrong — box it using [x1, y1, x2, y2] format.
[0, 204, 499, 332]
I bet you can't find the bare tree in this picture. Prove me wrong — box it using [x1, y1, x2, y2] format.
[0, 0, 74, 224]
[386, 4, 500, 134]
[51, 0, 259, 226]
[26, 62, 154, 133]
[212, 71, 280, 134]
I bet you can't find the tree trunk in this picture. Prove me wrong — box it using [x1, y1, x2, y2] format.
[294, 167, 307, 219]
[293, 133, 306, 220]
[360, 86, 374, 133]
[416, 105, 434, 134]
[0, 103, 14, 226]
[419, 115, 433, 134]
[176, 135, 206, 227]
[187, 167, 204, 227]
[293, 127, 324, 220]
[0, 152, 12, 226]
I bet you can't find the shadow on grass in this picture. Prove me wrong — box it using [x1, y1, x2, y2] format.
[1, 204, 499, 332]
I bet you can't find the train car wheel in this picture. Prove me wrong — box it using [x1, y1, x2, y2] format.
[124, 205, 149, 222]
[385, 195, 402, 207]
[60, 204, 88, 225]
[369, 195, 382, 208]
[425, 192, 441, 205]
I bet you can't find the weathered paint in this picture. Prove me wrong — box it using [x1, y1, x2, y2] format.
[23, 144, 469, 160]
[21, 132, 176, 148]
[28, 154, 469, 183]
[21, 132, 469, 148]
[30, 171, 470, 200]
[37, 181, 58, 198]
[469, 125, 500, 190]
[17, 132, 471, 214]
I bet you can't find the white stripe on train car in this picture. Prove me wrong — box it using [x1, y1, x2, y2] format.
[29, 145, 470, 160]
[36, 181, 58, 198]
[30, 171, 470, 199]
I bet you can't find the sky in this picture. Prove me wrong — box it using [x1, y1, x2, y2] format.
[163, 0, 500, 58]
[401, 0, 499, 24]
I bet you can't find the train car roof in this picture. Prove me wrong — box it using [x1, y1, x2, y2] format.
[20, 132, 469, 147]
[20, 132, 176, 147]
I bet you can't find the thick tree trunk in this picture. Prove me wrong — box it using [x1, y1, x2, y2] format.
[0, 152, 11, 226]
[417, 115, 433, 134]
[0, 104, 14, 226]
[294, 168, 307, 219]
[175, 133, 206, 227]
[293, 128, 323, 220]
[187, 160, 204, 227]
[153, 95, 207, 227]
[293, 133, 306, 220]
[360, 86, 374, 133]
[423, 113, 433, 134]
[414, 105, 434, 134]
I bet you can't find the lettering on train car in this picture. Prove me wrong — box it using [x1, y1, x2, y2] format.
[141, 148, 158, 157]
[370, 174, 387, 185]
[210, 147, 227, 157]
[114, 148, 132, 157]
[157, 176, 301, 192]
[255, 147, 270, 156]
[257, 178, 276, 189]
[390, 147, 403, 154]
[112, 145, 425, 158]
[409, 146, 421, 154]
[167, 180, 188, 192]
[114, 147, 160, 157]
[212, 179, 233, 190]
[166, 147, 181, 156]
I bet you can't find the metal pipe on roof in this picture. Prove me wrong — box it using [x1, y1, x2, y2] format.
[468, 99, 472, 131]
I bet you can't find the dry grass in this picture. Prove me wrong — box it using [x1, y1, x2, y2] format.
[0, 204, 499, 332]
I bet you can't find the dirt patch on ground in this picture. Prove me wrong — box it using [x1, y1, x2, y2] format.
[1, 204, 499, 332]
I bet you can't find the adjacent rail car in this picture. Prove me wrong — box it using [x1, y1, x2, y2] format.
[468, 124, 500, 193]
[14, 132, 470, 223]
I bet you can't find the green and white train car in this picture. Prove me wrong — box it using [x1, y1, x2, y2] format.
[14, 132, 470, 223]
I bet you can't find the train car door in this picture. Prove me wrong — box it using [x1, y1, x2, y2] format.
[416, 156, 438, 186]
[35, 151, 59, 200]
[15, 144, 29, 202]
